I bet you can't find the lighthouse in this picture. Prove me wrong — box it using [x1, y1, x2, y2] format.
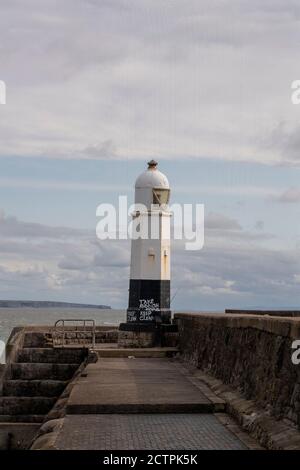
[126, 160, 171, 326]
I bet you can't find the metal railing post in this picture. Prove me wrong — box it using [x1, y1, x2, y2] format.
[53, 319, 96, 350]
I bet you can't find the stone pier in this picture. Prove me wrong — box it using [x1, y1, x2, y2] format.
[1, 313, 300, 450]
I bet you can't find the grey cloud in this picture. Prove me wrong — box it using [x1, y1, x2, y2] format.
[0, 211, 88, 239]
[172, 240, 300, 309]
[255, 220, 264, 230]
[57, 240, 130, 271]
[82, 140, 118, 159]
[265, 122, 300, 165]
[206, 212, 242, 231]
[93, 242, 130, 268]
[275, 187, 300, 203]
[58, 254, 92, 271]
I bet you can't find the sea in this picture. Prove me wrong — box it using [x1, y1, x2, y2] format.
[0, 308, 126, 343]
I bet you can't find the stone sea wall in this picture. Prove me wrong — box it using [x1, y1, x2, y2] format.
[175, 313, 300, 428]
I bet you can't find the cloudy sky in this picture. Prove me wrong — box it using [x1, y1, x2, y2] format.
[1, 0, 300, 309]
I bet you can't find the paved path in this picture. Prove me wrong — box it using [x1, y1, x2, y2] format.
[55, 356, 260, 450]
[56, 413, 248, 450]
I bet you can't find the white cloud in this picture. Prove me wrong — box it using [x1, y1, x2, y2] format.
[0, 1, 299, 164]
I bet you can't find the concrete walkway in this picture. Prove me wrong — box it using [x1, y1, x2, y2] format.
[53, 354, 261, 450]
[56, 413, 248, 450]
[67, 358, 214, 414]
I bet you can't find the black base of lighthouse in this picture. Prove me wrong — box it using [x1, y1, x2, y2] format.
[127, 279, 171, 324]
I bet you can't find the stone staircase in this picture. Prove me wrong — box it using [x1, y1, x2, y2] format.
[0, 332, 87, 424]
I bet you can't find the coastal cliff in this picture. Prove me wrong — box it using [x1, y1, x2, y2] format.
[0, 301, 111, 309]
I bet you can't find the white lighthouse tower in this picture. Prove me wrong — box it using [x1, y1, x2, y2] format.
[126, 160, 171, 325]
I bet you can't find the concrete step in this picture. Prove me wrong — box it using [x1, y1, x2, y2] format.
[0, 397, 56, 415]
[67, 402, 214, 414]
[0, 415, 45, 423]
[17, 347, 87, 364]
[96, 347, 179, 358]
[3, 379, 67, 397]
[10, 363, 79, 380]
[23, 332, 52, 348]
[0, 422, 41, 450]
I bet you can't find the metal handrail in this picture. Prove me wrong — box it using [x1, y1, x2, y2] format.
[53, 319, 96, 349]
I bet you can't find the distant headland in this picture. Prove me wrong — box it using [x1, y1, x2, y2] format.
[0, 300, 111, 309]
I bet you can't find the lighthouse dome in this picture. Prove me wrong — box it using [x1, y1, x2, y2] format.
[135, 160, 169, 189]
[134, 161, 170, 209]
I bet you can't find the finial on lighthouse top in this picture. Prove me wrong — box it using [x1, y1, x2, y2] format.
[147, 159, 158, 169]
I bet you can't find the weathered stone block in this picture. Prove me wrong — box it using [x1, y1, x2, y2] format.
[118, 330, 156, 348]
